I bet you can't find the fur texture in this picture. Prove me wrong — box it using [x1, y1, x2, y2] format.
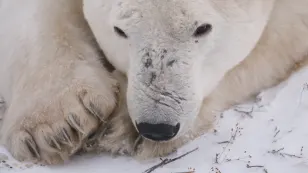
[84, 0, 308, 158]
[0, 0, 307, 164]
[0, 0, 118, 164]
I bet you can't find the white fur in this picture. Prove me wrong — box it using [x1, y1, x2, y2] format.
[0, 0, 307, 164]
[0, 0, 118, 164]
[84, 0, 308, 158]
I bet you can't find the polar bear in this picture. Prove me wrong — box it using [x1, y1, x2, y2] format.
[0, 0, 308, 165]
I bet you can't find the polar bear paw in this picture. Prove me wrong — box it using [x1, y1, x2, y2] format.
[3, 75, 118, 164]
[81, 71, 138, 155]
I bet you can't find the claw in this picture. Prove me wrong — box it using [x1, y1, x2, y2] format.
[89, 102, 106, 122]
[60, 128, 73, 147]
[46, 135, 62, 151]
[87, 123, 109, 143]
[25, 138, 40, 159]
[133, 135, 143, 153]
[67, 113, 85, 134]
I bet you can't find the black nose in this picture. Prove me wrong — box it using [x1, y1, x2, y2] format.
[136, 123, 180, 141]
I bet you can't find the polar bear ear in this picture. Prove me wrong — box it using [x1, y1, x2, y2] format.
[114, 26, 128, 38]
[193, 23, 212, 37]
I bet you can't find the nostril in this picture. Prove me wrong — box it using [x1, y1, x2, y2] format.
[136, 122, 180, 141]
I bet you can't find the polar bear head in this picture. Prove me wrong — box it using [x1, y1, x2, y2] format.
[84, 0, 275, 141]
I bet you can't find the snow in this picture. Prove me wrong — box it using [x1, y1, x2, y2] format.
[1, 67, 308, 173]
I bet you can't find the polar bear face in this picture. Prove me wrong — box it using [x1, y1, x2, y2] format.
[84, 0, 275, 141]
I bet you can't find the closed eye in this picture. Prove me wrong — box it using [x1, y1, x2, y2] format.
[114, 26, 128, 38]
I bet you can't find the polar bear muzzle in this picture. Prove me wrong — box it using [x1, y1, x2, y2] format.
[125, 46, 200, 142]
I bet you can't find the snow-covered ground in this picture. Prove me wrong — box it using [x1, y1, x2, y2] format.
[1, 66, 308, 173]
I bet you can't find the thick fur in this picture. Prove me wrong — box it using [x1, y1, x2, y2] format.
[0, 0, 118, 164]
[0, 0, 307, 165]
[84, 0, 308, 158]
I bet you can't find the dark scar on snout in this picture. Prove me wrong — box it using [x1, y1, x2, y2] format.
[167, 60, 176, 67]
[149, 72, 157, 85]
[144, 52, 150, 57]
[144, 58, 153, 68]
[161, 91, 187, 104]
